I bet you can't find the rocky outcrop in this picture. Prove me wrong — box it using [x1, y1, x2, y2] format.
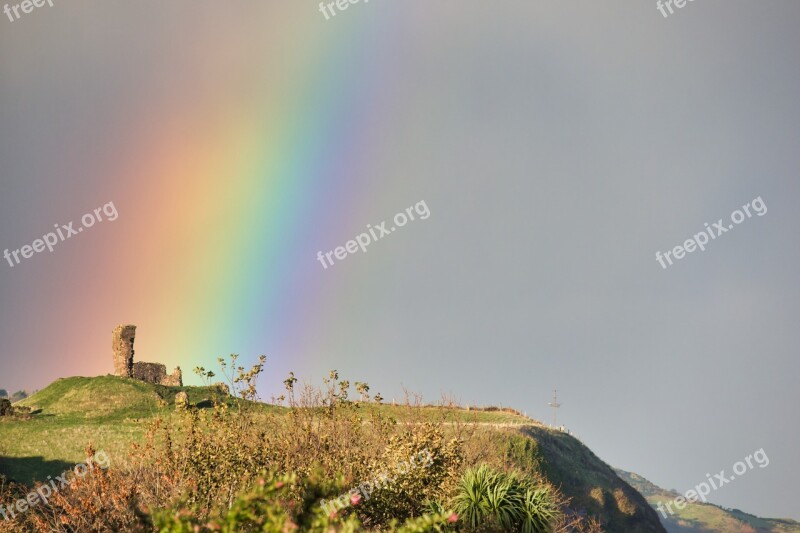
[175, 392, 189, 410]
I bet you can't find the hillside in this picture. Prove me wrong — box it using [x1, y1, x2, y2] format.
[0, 376, 670, 531]
[515, 426, 665, 532]
[13, 375, 234, 419]
[1, 376, 236, 483]
[616, 469, 800, 533]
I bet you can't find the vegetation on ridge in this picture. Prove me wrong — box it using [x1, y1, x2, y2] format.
[0, 356, 664, 532]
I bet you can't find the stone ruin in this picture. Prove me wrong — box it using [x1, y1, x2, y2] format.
[0, 398, 12, 417]
[112, 324, 183, 387]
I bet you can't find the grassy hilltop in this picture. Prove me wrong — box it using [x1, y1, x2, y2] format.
[1, 376, 242, 482]
[1, 372, 665, 531]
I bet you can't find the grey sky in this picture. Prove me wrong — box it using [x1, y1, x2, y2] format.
[1, 0, 798, 521]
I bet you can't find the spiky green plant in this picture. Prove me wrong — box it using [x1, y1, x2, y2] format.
[485, 473, 524, 530]
[452, 464, 496, 529]
[452, 465, 558, 532]
[520, 486, 559, 533]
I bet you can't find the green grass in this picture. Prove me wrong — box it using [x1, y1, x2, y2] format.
[361, 402, 536, 425]
[0, 376, 528, 485]
[13, 375, 245, 420]
[0, 375, 246, 483]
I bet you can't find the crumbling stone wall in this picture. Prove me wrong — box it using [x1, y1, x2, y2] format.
[132, 362, 167, 384]
[112, 324, 183, 387]
[162, 367, 183, 387]
[131, 363, 183, 387]
[0, 399, 12, 416]
[112, 325, 136, 378]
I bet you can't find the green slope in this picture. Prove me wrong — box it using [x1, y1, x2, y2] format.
[616, 468, 800, 533]
[513, 427, 666, 532]
[0, 375, 232, 483]
[14, 375, 231, 420]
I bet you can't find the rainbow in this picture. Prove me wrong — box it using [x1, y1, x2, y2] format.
[30, 5, 397, 387]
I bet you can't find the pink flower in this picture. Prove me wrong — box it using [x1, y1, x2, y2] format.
[447, 512, 459, 523]
[350, 493, 362, 506]
[275, 481, 285, 489]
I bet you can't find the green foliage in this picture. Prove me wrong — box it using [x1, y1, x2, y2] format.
[154, 470, 455, 533]
[452, 464, 559, 533]
[505, 434, 545, 475]
[356, 424, 463, 526]
[520, 486, 559, 533]
[141, 357, 461, 530]
[154, 471, 353, 532]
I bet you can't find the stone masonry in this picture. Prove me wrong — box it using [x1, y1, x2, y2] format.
[112, 324, 182, 387]
[112, 324, 136, 377]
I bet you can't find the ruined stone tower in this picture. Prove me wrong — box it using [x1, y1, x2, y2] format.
[112, 324, 136, 378]
[111, 324, 182, 386]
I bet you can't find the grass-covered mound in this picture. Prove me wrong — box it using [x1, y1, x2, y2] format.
[0, 376, 238, 484]
[14, 375, 235, 420]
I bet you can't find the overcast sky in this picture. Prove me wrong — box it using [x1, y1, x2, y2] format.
[1, 0, 798, 521]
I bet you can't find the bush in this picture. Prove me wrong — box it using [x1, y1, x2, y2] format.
[355, 424, 463, 526]
[154, 471, 456, 533]
[452, 464, 559, 532]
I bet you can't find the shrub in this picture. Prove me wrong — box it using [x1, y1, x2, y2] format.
[10, 446, 147, 532]
[154, 470, 455, 533]
[356, 424, 463, 526]
[452, 464, 559, 533]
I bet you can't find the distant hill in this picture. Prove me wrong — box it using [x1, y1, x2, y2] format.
[615, 468, 800, 533]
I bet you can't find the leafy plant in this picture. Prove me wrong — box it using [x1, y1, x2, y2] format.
[452, 464, 559, 532]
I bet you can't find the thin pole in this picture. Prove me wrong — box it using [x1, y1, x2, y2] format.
[548, 389, 561, 427]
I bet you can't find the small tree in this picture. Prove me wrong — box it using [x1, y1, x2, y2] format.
[283, 372, 298, 407]
[355, 382, 370, 402]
